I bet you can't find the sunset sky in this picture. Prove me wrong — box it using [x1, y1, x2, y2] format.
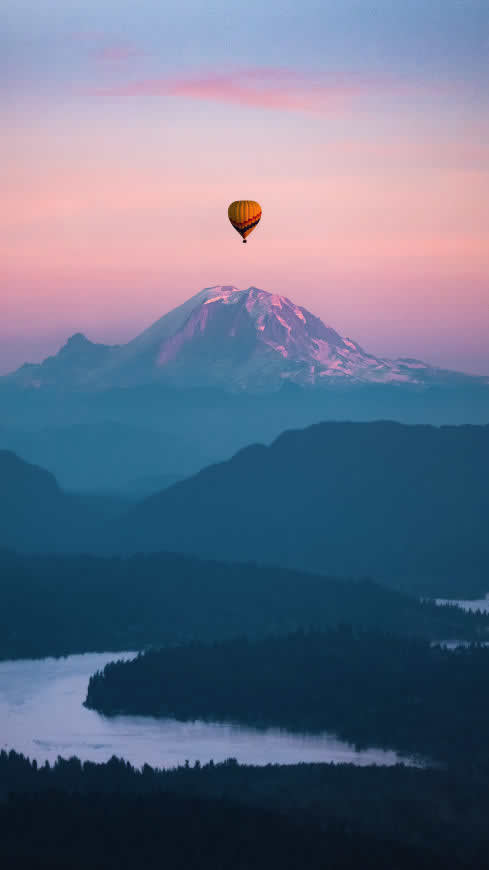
[2, 0, 488, 375]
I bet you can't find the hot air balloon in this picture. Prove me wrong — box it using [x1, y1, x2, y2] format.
[228, 200, 262, 243]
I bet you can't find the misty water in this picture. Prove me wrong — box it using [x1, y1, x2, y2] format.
[0, 651, 413, 769]
[436, 594, 489, 613]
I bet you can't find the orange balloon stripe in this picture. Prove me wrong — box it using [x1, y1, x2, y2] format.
[230, 212, 262, 230]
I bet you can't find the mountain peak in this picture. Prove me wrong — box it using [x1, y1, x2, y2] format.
[3, 285, 487, 392]
[61, 333, 93, 351]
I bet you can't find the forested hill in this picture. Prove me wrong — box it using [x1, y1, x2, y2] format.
[0, 788, 460, 870]
[0, 450, 128, 553]
[1, 549, 487, 660]
[107, 421, 489, 594]
[86, 629, 489, 766]
[2, 751, 489, 869]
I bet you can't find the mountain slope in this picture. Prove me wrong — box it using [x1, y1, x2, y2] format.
[6, 333, 117, 388]
[108, 421, 489, 593]
[3, 549, 485, 660]
[4, 286, 487, 392]
[0, 451, 127, 552]
[137, 285, 444, 390]
[2, 377, 488, 493]
[0, 423, 188, 491]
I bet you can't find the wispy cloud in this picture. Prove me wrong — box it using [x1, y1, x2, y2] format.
[70, 31, 142, 63]
[92, 68, 369, 113]
[95, 42, 142, 63]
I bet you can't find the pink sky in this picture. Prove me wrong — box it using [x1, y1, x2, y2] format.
[2, 18, 489, 375]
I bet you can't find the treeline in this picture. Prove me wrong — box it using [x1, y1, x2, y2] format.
[86, 628, 489, 766]
[1, 751, 488, 868]
[1, 549, 487, 661]
[0, 790, 460, 870]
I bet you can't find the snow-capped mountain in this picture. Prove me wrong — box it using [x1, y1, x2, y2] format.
[4, 285, 487, 391]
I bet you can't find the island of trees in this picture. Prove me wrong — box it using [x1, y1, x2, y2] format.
[86, 628, 489, 767]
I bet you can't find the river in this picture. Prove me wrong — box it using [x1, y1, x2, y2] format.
[0, 651, 413, 769]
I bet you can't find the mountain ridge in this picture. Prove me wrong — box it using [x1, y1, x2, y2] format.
[3, 286, 487, 392]
[106, 419, 489, 592]
[0, 450, 128, 552]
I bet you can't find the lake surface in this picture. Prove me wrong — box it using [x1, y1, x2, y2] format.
[0, 652, 413, 769]
[436, 594, 489, 613]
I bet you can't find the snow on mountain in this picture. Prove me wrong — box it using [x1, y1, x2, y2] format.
[3, 285, 487, 391]
[104, 284, 453, 390]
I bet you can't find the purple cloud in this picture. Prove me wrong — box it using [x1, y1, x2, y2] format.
[92, 67, 370, 113]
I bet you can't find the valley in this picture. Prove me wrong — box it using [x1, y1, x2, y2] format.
[1, 285, 488, 868]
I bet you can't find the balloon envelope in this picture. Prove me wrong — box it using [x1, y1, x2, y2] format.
[228, 200, 262, 243]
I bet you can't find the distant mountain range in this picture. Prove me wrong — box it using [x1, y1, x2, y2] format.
[2, 421, 488, 596]
[1, 286, 487, 492]
[4, 286, 488, 392]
